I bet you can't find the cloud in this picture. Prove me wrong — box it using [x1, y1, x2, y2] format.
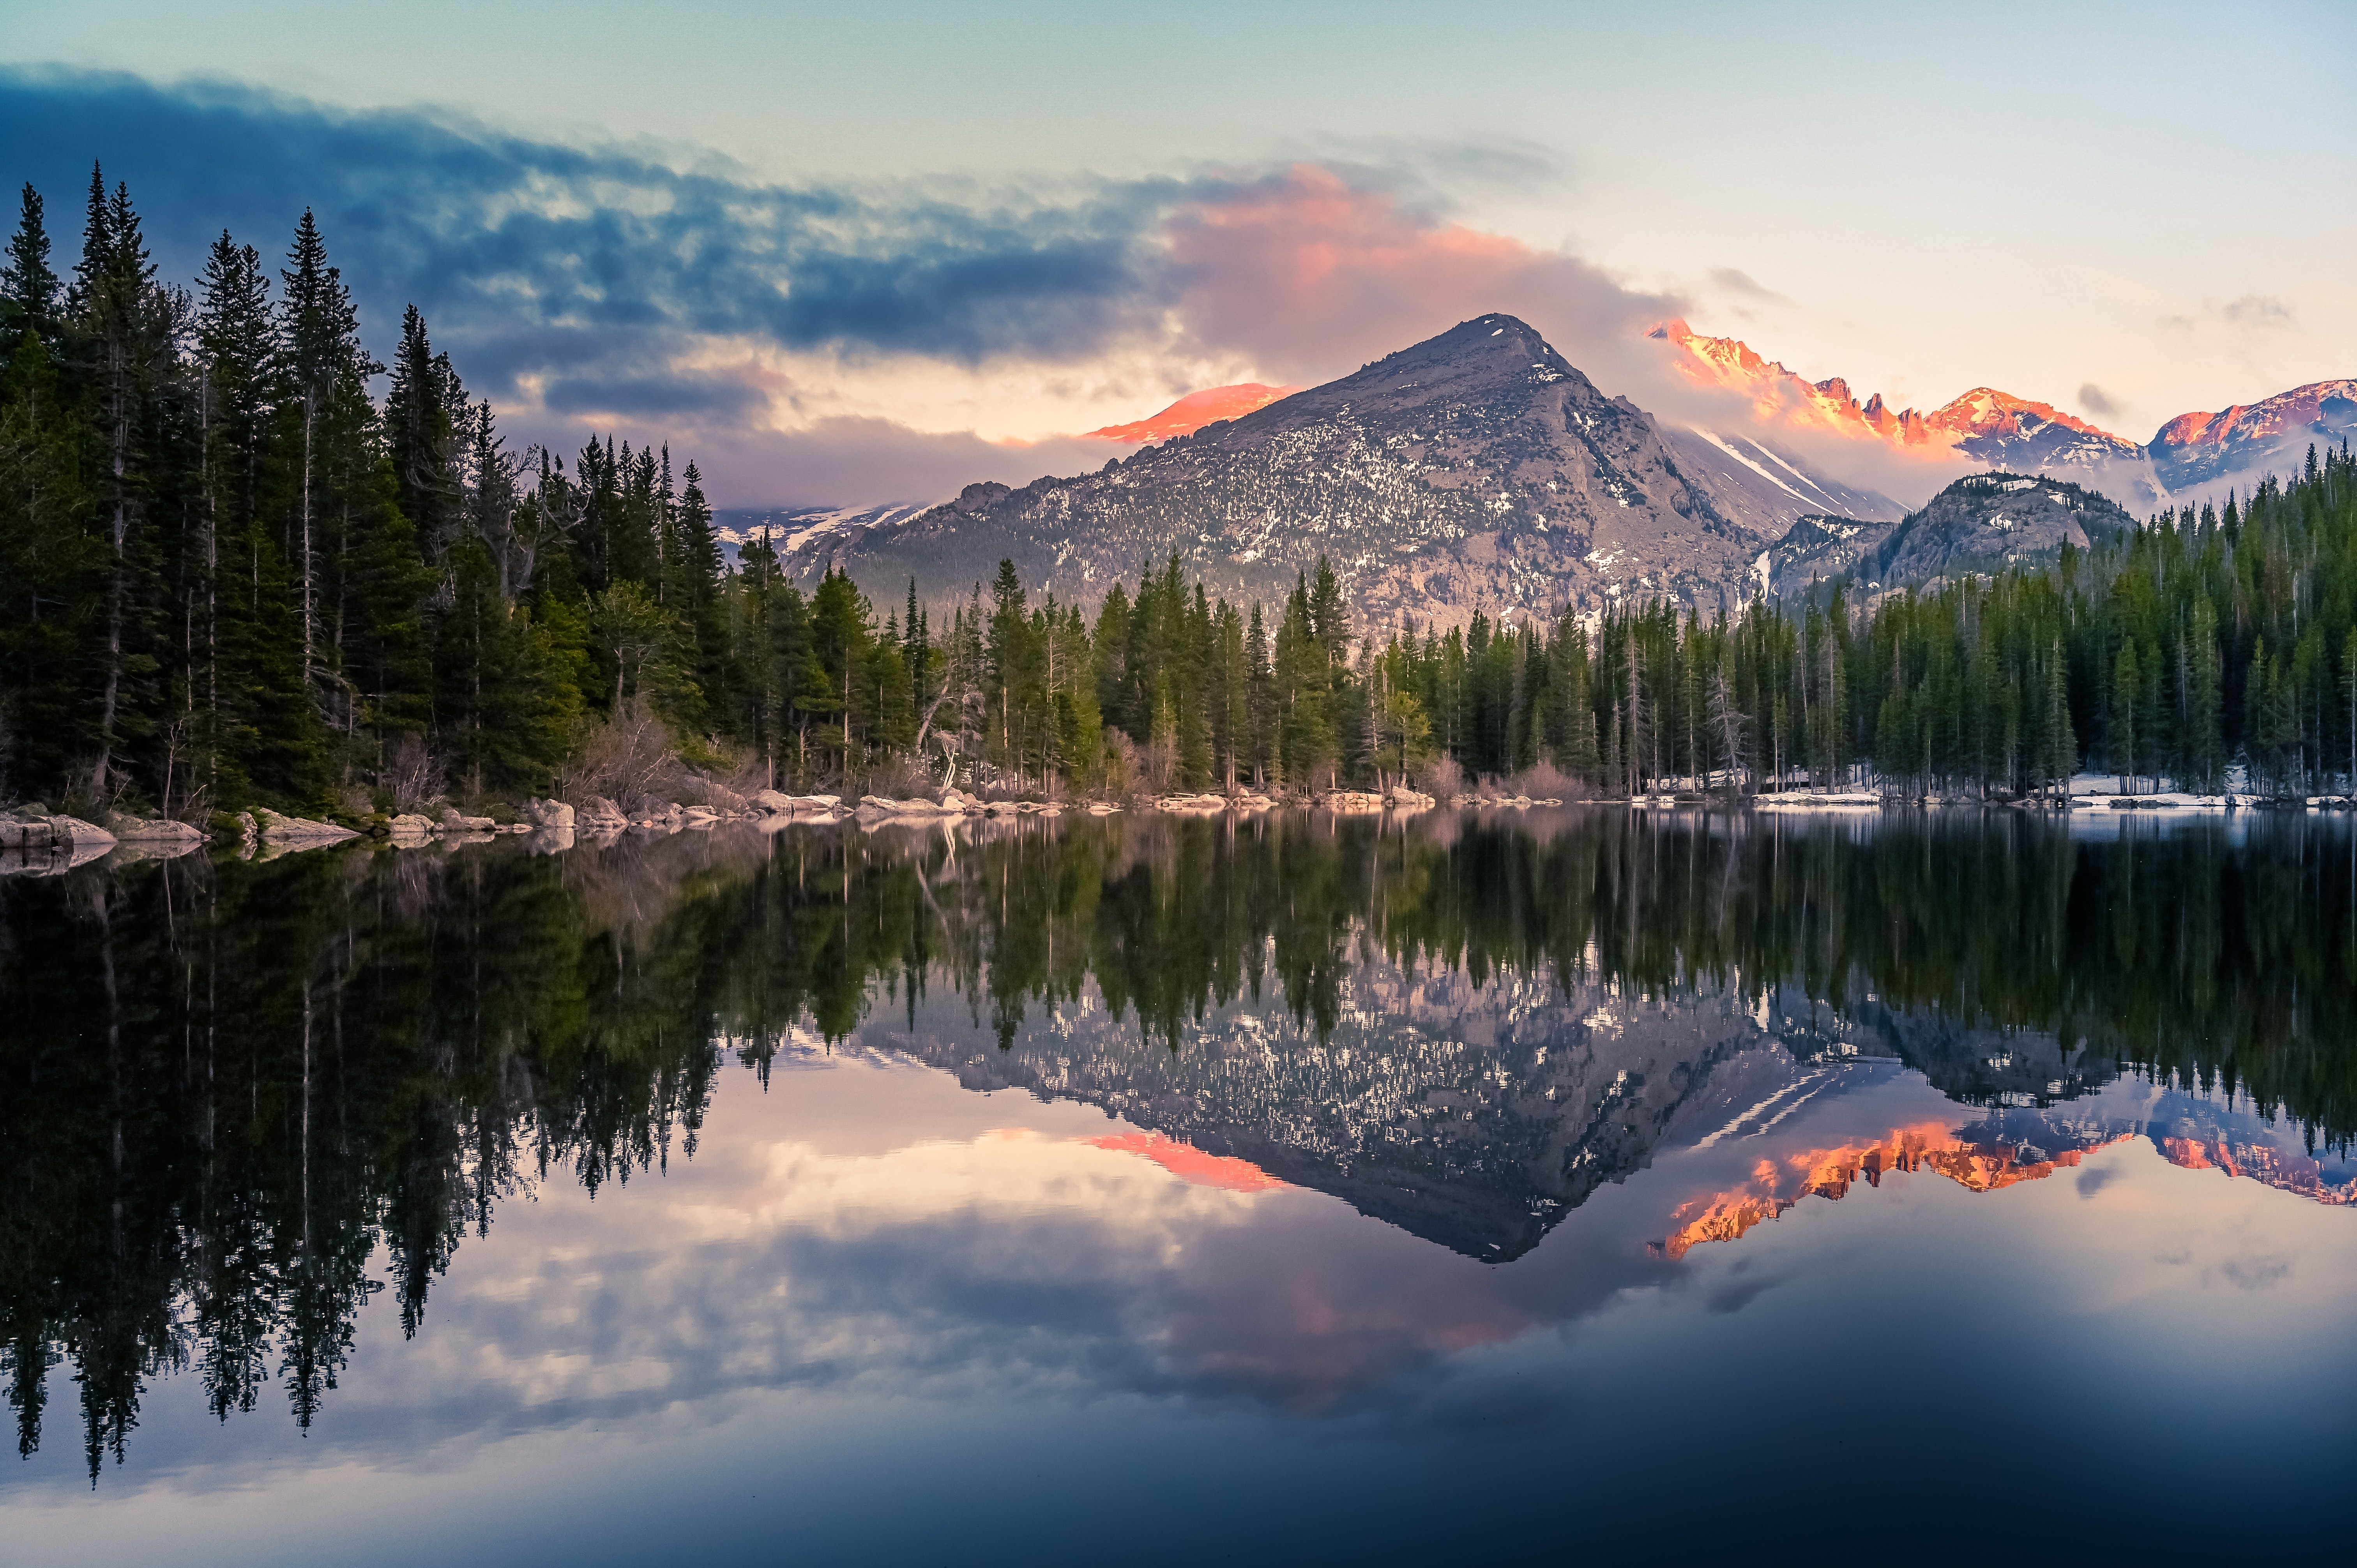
[2158, 294, 2296, 346]
[1707, 267, 1789, 304]
[2078, 382, 2120, 418]
[0, 70, 1186, 466]
[2218, 294, 2293, 333]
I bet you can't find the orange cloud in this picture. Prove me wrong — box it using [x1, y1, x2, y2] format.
[1085, 382, 1304, 442]
[1164, 165, 1676, 391]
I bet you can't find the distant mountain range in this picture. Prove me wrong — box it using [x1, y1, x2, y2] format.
[774, 314, 2348, 623]
[1653, 318, 2355, 516]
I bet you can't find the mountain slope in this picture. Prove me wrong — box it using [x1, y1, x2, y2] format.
[786, 314, 1785, 624]
[1661, 425, 1905, 536]
[1766, 471, 2137, 597]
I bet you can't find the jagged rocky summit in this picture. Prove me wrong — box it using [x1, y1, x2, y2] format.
[1655, 318, 2356, 516]
[784, 314, 1892, 627]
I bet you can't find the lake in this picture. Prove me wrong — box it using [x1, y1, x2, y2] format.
[4, 806, 2353, 1561]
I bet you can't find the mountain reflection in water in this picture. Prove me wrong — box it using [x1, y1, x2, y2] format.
[3, 807, 2354, 1503]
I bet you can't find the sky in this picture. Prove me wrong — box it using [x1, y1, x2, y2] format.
[4, 0, 2351, 506]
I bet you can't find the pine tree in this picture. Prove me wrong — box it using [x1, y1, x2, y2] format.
[1, 183, 60, 362]
[70, 167, 178, 798]
[2112, 639, 2141, 792]
[385, 304, 462, 566]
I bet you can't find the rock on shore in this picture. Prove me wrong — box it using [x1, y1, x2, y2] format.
[254, 808, 361, 843]
[0, 806, 119, 875]
[0, 807, 118, 853]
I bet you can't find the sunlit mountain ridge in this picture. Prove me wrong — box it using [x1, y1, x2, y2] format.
[1656, 1101, 2355, 1262]
[1651, 317, 2352, 513]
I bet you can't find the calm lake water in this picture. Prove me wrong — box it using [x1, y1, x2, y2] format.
[4, 807, 2354, 1561]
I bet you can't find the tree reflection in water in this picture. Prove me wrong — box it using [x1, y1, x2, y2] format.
[3, 807, 2352, 1477]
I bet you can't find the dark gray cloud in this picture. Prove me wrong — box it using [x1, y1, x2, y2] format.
[2078, 382, 2120, 418]
[0, 70, 1177, 370]
[0, 69, 1193, 479]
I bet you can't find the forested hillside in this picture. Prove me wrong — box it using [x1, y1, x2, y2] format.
[5, 168, 2354, 816]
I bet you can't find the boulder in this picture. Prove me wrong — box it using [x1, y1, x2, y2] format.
[253, 808, 358, 843]
[104, 813, 205, 844]
[522, 798, 576, 831]
[437, 806, 496, 834]
[388, 813, 436, 842]
[749, 788, 795, 813]
[0, 813, 119, 852]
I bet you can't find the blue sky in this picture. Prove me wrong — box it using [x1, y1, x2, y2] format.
[4, 1, 2350, 503]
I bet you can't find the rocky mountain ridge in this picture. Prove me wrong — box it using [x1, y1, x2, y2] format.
[1654, 318, 2348, 512]
[2150, 378, 2357, 491]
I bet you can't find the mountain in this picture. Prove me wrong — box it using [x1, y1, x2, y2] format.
[1655, 318, 2346, 510]
[1765, 470, 2138, 597]
[784, 314, 1834, 625]
[1921, 387, 2162, 509]
[2150, 378, 2357, 494]
[1084, 382, 1303, 441]
[882, 951, 1809, 1262]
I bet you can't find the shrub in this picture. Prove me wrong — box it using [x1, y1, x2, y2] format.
[1417, 756, 1466, 798]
